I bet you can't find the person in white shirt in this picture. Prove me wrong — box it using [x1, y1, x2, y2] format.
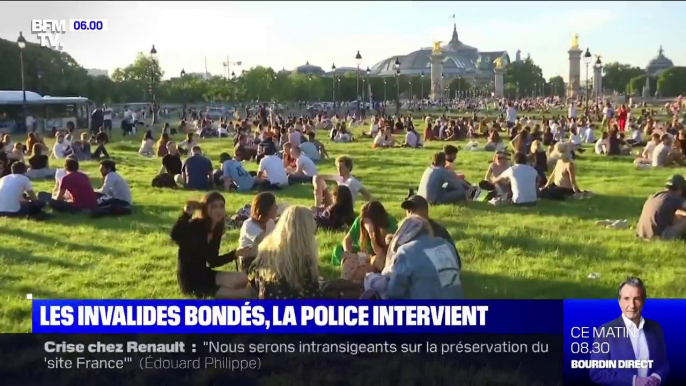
[568, 103, 577, 119]
[26, 115, 36, 132]
[217, 125, 229, 138]
[0, 161, 46, 218]
[365, 117, 380, 138]
[627, 125, 643, 146]
[93, 159, 133, 218]
[595, 132, 609, 155]
[582, 124, 597, 143]
[404, 126, 421, 148]
[52, 133, 72, 159]
[589, 277, 669, 386]
[491, 152, 539, 205]
[103, 108, 113, 134]
[506, 103, 517, 128]
[634, 133, 660, 168]
[313, 155, 371, 207]
[287, 146, 318, 185]
[138, 130, 155, 157]
[373, 127, 395, 148]
[238, 192, 278, 249]
[256, 148, 289, 188]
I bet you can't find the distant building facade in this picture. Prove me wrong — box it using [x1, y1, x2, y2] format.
[87, 68, 109, 77]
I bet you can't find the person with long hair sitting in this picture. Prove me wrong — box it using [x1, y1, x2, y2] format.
[540, 149, 591, 200]
[25, 143, 55, 180]
[313, 184, 356, 231]
[478, 150, 511, 200]
[239, 192, 278, 256]
[138, 130, 155, 157]
[334, 200, 397, 268]
[156, 133, 170, 157]
[171, 192, 253, 299]
[364, 215, 462, 299]
[178, 133, 198, 156]
[250, 206, 322, 299]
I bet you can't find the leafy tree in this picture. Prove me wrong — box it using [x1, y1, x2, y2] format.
[546, 76, 566, 97]
[627, 75, 657, 96]
[504, 57, 544, 98]
[657, 67, 686, 97]
[601, 62, 645, 94]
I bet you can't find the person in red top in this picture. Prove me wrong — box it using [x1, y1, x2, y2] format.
[617, 104, 628, 132]
[37, 157, 97, 213]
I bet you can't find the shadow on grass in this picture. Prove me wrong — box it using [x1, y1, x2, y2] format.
[463, 270, 610, 299]
[0, 246, 90, 270]
[4, 228, 121, 255]
[463, 194, 648, 223]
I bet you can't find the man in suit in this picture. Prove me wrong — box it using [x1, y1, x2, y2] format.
[590, 277, 669, 386]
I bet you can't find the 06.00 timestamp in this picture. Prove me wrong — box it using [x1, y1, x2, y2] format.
[570, 341, 610, 354]
[69, 19, 108, 32]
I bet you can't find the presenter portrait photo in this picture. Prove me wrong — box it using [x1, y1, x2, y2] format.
[590, 277, 669, 386]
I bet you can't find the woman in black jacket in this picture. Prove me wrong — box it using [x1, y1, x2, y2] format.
[171, 191, 252, 298]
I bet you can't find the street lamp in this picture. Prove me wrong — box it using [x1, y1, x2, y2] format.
[584, 48, 592, 112]
[365, 66, 371, 107]
[17, 32, 27, 128]
[149, 44, 158, 124]
[594, 56, 602, 102]
[441, 73, 445, 102]
[394, 58, 401, 114]
[355, 50, 362, 113]
[420, 71, 424, 101]
[337, 77, 341, 105]
[383, 78, 387, 102]
[331, 63, 336, 111]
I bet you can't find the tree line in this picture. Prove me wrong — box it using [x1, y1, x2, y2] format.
[1, 37, 683, 106]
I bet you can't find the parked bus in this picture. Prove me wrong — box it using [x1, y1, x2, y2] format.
[0, 90, 92, 133]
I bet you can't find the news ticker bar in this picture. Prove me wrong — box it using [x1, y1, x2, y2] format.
[0, 333, 562, 385]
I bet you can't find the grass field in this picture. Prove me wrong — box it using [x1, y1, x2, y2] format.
[1, 116, 686, 333]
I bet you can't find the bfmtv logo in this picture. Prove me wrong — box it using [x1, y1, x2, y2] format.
[31, 20, 67, 50]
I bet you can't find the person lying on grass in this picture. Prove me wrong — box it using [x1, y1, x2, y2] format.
[313, 155, 372, 208]
[171, 192, 253, 299]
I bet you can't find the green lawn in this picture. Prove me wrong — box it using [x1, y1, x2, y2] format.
[1, 117, 685, 333]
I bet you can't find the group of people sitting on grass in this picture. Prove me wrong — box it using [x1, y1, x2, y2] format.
[0, 129, 111, 180]
[411, 144, 592, 207]
[171, 154, 462, 300]
[152, 118, 331, 191]
[0, 155, 133, 219]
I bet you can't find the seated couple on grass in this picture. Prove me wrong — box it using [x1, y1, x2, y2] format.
[335, 199, 462, 300]
[415, 152, 478, 205]
[36, 157, 132, 218]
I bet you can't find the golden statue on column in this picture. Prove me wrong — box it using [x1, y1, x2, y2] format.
[432, 41, 442, 53]
[571, 33, 579, 49]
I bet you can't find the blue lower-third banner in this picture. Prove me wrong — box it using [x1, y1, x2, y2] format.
[32, 299, 562, 334]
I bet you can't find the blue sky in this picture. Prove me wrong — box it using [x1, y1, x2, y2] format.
[0, 1, 683, 81]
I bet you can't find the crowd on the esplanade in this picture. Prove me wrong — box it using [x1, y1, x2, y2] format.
[1, 95, 685, 300]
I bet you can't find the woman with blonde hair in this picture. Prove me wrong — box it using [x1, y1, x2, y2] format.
[251, 205, 322, 299]
[540, 149, 592, 200]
